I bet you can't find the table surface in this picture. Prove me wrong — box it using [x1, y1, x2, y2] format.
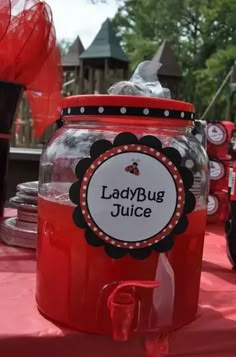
[0, 211, 235, 357]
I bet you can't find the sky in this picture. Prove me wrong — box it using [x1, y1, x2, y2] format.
[47, 0, 119, 49]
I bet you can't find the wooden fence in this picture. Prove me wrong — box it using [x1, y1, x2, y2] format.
[9, 66, 128, 148]
[10, 94, 57, 148]
[10, 119, 56, 148]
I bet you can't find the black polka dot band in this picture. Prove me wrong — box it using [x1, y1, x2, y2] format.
[61, 106, 195, 120]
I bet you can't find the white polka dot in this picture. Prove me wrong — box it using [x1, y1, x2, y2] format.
[143, 108, 149, 115]
[179, 179, 183, 184]
[83, 177, 88, 182]
[80, 107, 85, 113]
[185, 159, 194, 169]
[117, 149, 122, 153]
[136, 243, 140, 247]
[124, 146, 128, 150]
[164, 110, 169, 117]
[156, 152, 160, 156]
[169, 224, 173, 229]
[161, 236, 165, 240]
[120, 107, 127, 114]
[176, 212, 180, 216]
[111, 240, 115, 245]
[178, 196, 182, 200]
[88, 223, 91, 227]
[67, 108, 71, 114]
[155, 240, 158, 243]
[148, 243, 152, 246]
[174, 175, 177, 179]
[129, 246, 134, 249]
[97, 161, 101, 165]
[91, 164, 95, 169]
[174, 167, 177, 171]
[93, 227, 97, 232]
[168, 161, 172, 166]
[99, 232, 103, 236]
[150, 148, 154, 152]
[137, 146, 141, 151]
[163, 229, 166, 233]
[178, 188, 183, 192]
[104, 157, 107, 160]
[82, 193, 86, 197]
[98, 106, 104, 113]
[82, 202, 86, 206]
[177, 204, 181, 208]
[175, 221, 179, 224]
[83, 185, 86, 189]
[105, 237, 109, 241]
[123, 242, 128, 246]
[117, 245, 121, 248]
[82, 210, 85, 214]
[181, 112, 185, 118]
[162, 157, 166, 161]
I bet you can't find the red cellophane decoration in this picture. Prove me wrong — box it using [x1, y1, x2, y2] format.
[0, 0, 63, 136]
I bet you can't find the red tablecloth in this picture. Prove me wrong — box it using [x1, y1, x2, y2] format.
[0, 219, 235, 357]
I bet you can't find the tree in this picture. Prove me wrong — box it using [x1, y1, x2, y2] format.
[112, 0, 236, 119]
[58, 39, 72, 56]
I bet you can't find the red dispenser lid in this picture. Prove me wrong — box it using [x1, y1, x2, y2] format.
[61, 95, 195, 127]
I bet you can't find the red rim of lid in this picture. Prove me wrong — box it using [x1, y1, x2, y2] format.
[61, 95, 195, 121]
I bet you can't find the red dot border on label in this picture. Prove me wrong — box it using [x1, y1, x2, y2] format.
[79, 144, 185, 249]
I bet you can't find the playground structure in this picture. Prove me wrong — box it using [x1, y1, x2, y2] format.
[11, 18, 184, 148]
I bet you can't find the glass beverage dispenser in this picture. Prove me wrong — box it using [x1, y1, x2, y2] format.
[36, 95, 208, 341]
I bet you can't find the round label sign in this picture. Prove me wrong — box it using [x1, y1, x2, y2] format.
[207, 195, 219, 216]
[207, 123, 226, 145]
[210, 160, 224, 180]
[70, 132, 196, 259]
[80, 145, 184, 249]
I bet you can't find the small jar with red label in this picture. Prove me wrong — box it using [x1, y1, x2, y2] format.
[36, 95, 208, 340]
[209, 157, 230, 192]
[207, 192, 228, 223]
[207, 121, 234, 158]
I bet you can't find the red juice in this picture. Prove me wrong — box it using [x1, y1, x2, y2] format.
[36, 194, 206, 334]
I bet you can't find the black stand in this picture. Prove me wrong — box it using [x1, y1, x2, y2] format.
[0, 81, 24, 217]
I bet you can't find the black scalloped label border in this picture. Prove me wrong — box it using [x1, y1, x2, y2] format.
[69, 132, 196, 260]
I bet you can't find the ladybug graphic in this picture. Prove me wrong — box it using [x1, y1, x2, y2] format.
[125, 161, 140, 176]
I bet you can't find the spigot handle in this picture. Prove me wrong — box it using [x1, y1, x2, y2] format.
[108, 280, 160, 342]
[107, 280, 160, 309]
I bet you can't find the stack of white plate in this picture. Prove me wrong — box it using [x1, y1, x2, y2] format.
[0, 181, 38, 249]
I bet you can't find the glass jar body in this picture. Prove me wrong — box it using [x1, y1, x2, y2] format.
[37, 117, 208, 335]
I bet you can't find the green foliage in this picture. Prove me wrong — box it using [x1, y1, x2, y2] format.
[58, 39, 72, 56]
[113, 0, 236, 119]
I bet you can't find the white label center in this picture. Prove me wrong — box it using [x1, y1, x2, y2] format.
[86, 152, 178, 242]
